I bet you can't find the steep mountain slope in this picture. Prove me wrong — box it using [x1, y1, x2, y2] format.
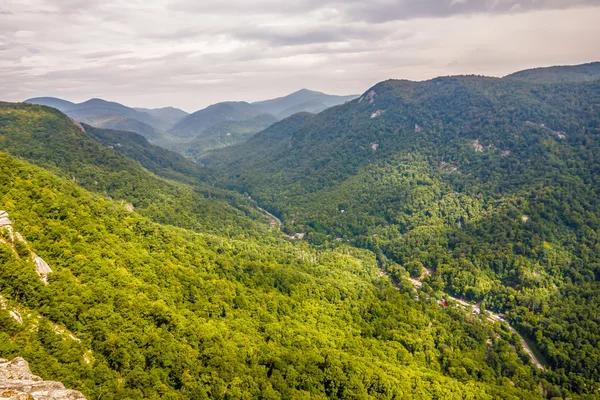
[506, 61, 600, 83]
[0, 102, 264, 236]
[84, 123, 205, 184]
[87, 115, 164, 141]
[202, 72, 600, 394]
[0, 150, 551, 400]
[253, 89, 358, 119]
[201, 112, 316, 172]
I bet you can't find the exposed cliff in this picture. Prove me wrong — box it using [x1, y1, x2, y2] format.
[0, 357, 86, 399]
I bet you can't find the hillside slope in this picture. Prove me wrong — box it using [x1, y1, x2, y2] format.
[25, 97, 170, 139]
[84, 124, 206, 184]
[0, 151, 549, 399]
[0, 102, 264, 236]
[202, 72, 600, 394]
[168, 90, 357, 148]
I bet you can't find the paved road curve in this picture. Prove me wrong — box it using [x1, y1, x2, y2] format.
[379, 254, 545, 370]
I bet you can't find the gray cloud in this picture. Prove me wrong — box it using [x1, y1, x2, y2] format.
[0, 0, 599, 110]
[340, 0, 600, 22]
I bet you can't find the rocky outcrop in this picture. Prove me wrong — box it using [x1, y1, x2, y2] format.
[0, 211, 13, 240]
[68, 118, 85, 133]
[472, 138, 485, 153]
[0, 211, 11, 228]
[32, 254, 52, 284]
[0, 211, 53, 284]
[0, 357, 86, 399]
[358, 90, 377, 104]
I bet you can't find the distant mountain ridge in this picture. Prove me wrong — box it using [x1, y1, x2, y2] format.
[25, 89, 357, 154]
[24, 97, 181, 140]
[253, 89, 358, 119]
[169, 89, 358, 139]
[169, 101, 263, 138]
[134, 106, 189, 126]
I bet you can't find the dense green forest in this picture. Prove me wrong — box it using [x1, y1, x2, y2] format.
[0, 102, 266, 237]
[0, 150, 552, 399]
[1, 63, 599, 399]
[201, 66, 600, 395]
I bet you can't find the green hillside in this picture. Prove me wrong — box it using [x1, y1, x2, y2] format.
[84, 123, 205, 184]
[0, 102, 264, 236]
[25, 97, 172, 139]
[2, 63, 599, 399]
[0, 150, 551, 399]
[202, 72, 600, 394]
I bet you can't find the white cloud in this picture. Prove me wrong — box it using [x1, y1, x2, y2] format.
[0, 0, 598, 111]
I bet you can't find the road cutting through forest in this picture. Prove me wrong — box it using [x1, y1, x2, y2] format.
[379, 253, 545, 370]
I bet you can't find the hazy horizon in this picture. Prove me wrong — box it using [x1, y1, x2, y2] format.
[2, 0, 600, 110]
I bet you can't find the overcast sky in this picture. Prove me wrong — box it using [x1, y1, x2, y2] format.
[1, 0, 599, 111]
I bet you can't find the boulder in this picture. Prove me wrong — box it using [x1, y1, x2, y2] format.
[0, 211, 12, 229]
[0, 358, 86, 399]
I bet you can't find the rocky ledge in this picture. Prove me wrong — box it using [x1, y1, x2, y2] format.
[0, 358, 86, 400]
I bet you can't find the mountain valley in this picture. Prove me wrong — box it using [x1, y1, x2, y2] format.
[1, 62, 599, 399]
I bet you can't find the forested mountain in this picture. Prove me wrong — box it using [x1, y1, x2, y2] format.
[83, 124, 205, 184]
[24, 96, 76, 111]
[24, 90, 356, 157]
[164, 90, 357, 157]
[89, 116, 165, 141]
[0, 102, 264, 236]
[201, 65, 600, 395]
[0, 102, 555, 399]
[24, 97, 171, 140]
[169, 102, 266, 139]
[4, 62, 599, 399]
[171, 89, 357, 140]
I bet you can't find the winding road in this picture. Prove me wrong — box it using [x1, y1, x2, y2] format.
[379, 254, 545, 370]
[255, 210, 545, 370]
[255, 204, 281, 229]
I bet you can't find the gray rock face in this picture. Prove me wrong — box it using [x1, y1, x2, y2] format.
[0, 358, 86, 399]
[32, 253, 53, 284]
[0, 211, 12, 230]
